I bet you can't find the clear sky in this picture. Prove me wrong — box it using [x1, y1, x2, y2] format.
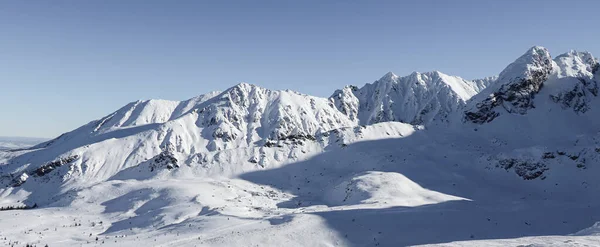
[1, 0, 598, 138]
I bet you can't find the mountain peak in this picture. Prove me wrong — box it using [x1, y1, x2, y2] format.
[528, 45, 549, 55]
[379, 71, 398, 81]
[497, 46, 552, 82]
[525, 45, 551, 60]
[464, 46, 553, 124]
[406, 71, 449, 80]
[230, 82, 259, 90]
[554, 50, 598, 78]
[520, 46, 550, 61]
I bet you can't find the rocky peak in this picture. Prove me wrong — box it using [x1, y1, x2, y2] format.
[493, 46, 553, 90]
[464, 46, 554, 124]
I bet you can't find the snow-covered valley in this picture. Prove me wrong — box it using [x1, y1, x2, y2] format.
[1, 46, 600, 246]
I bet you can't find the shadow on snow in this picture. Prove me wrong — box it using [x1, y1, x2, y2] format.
[240, 130, 600, 246]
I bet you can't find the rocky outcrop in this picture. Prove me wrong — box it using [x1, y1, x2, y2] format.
[33, 155, 79, 177]
[11, 173, 28, 187]
[497, 158, 548, 180]
[150, 151, 179, 171]
[550, 81, 592, 114]
[7, 155, 80, 187]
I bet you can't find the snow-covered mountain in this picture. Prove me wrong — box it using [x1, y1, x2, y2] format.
[2, 84, 369, 187]
[1, 46, 600, 247]
[0, 70, 491, 189]
[464, 46, 599, 124]
[330, 71, 492, 126]
[459, 46, 600, 145]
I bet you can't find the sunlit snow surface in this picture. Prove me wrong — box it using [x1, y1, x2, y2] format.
[1, 47, 599, 246]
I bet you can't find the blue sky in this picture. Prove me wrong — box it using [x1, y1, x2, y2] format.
[1, 0, 598, 138]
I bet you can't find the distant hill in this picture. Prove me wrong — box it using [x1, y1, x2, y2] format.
[0, 136, 49, 150]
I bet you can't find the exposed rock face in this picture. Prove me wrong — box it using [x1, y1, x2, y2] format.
[497, 158, 548, 180]
[550, 81, 592, 114]
[465, 48, 600, 123]
[33, 155, 80, 177]
[11, 173, 28, 187]
[6, 155, 80, 187]
[150, 150, 179, 171]
[464, 46, 554, 124]
[487, 133, 600, 181]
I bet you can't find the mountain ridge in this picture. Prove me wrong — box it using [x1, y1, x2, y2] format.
[7, 46, 600, 186]
[1, 46, 600, 246]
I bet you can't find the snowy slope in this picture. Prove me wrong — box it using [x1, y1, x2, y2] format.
[2, 122, 599, 247]
[1, 46, 600, 247]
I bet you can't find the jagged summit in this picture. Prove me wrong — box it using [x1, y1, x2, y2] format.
[464, 46, 554, 123]
[331, 70, 487, 126]
[495, 46, 552, 86]
[464, 46, 600, 127]
[554, 50, 598, 78]
[379, 71, 399, 81]
[228, 82, 259, 91]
